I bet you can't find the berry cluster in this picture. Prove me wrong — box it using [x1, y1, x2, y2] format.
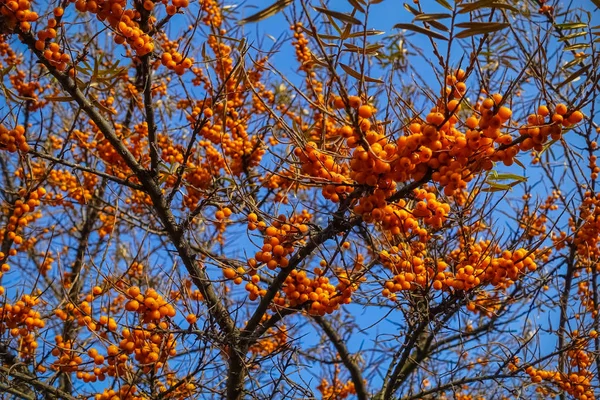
[0, 0, 38, 32]
[272, 262, 363, 316]
[0, 124, 28, 152]
[248, 214, 310, 271]
[0, 294, 44, 361]
[161, 50, 193, 75]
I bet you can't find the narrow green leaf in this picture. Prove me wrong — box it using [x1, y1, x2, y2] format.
[564, 43, 590, 51]
[0, 64, 15, 78]
[555, 22, 588, 30]
[458, 0, 518, 13]
[487, 173, 527, 182]
[317, 34, 342, 40]
[343, 43, 384, 54]
[482, 182, 513, 192]
[562, 57, 585, 70]
[557, 64, 590, 89]
[558, 31, 588, 41]
[348, 29, 385, 38]
[454, 22, 510, 38]
[539, 138, 558, 156]
[314, 7, 363, 25]
[238, 0, 293, 24]
[339, 63, 384, 83]
[414, 13, 452, 21]
[393, 23, 448, 40]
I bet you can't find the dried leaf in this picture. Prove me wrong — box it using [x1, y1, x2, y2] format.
[347, 0, 366, 13]
[341, 23, 352, 40]
[343, 43, 384, 54]
[393, 23, 448, 40]
[238, 0, 293, 24]
[454, 22, 510, 38]
[513, 157, 525, 169]
[414, 13, 452, 21]
[45, 96, 75, 102]
[458, 0, 518, 13]
[435, 0, 453, 10]
[428, 20, 451, 32]
[339, 63, 384, 83]
[313, 6, 363, 25]
[403, 3, 421, 16]
[557, 64, 590, 89]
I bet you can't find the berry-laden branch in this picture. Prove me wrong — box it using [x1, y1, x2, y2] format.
[313, 315, 368, 400]
[0, 1, 596, 399]
[17, 28, 238, 347]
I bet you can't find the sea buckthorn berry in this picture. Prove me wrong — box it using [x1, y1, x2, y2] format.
[186, 314, 197, 324]
[555, 103, 568, 115]
[333, 96, 345, 109]
[348, 96, 362, 109]
[358, 105, 373, 119]
[223, 267, 236, 279]
[567, 110, 583, 124]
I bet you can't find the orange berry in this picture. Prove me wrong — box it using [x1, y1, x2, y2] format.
[223, 268, 236, 279]
[333, 96, 345, 109]
[125, 300, 140, 312]
[348, 96, 362, 109]
[181, 58, 193, 69]
[481, 98, 494, 109]
[497, 106, 512, 121]
[567, 110, 583, 124]
[186, 314, 197, 324]
[107, 345, 119, 357]
[358, 105, 373, 118]
[555, 103, 568, 115]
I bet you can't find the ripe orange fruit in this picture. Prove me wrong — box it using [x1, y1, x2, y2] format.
[223, 268, 236, 279]
[567, 110, 583, 124]
[358, 105, 373, 118]
[555, 103, 568, 115]
[186, 314, 197, 324]
[348, 96, 362, 108]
